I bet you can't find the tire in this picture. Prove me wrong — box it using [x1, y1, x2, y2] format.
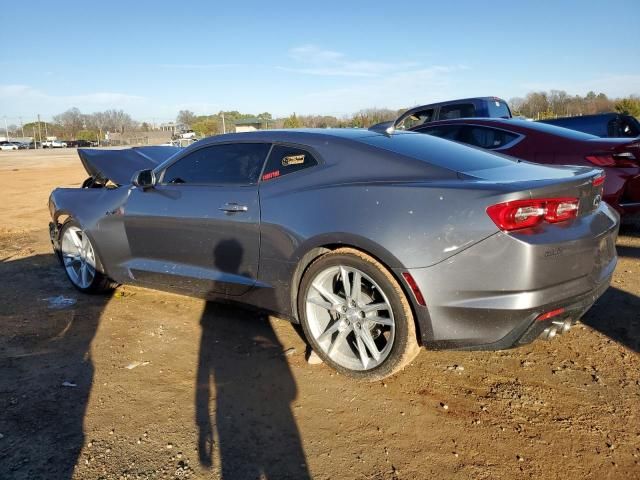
[298, 248, 420, 381]
[58, 220, 116, 293]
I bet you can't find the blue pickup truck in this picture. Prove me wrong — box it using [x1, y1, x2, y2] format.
[394, 96, 512, 129]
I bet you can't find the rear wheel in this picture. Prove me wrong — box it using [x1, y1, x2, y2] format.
[59, 221, 115, 293]
[298, 248, 420, 381]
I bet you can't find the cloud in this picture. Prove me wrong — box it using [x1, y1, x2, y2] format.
[0, 84, 145, 119]
[156, 63, 248, 69]
[302, 66, 463, 113]
[281, 44, 420, 77]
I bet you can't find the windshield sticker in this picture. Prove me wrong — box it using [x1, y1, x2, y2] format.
[282, 154, 305, 166]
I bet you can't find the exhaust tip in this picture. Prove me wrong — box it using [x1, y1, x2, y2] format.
[542, 326, 557, 340]
[552, 319, 572, 335]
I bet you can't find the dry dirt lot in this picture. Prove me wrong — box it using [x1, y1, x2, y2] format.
[0, 148, 639, 480]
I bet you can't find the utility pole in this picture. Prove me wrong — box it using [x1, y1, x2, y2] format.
[37, 114, 43, 148]
[3, 117, 9, 141]
[221, 111, 226, 134]
[19, 117, 25, 138]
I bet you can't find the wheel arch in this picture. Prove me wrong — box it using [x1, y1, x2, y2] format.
[290, 235, 427, 346]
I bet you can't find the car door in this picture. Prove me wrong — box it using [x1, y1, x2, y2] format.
[121, 142, 271, 296]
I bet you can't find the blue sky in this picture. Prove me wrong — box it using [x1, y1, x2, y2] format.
[1, 0, 639, 123]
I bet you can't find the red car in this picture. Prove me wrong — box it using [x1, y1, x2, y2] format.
[409, 118, 640, 218]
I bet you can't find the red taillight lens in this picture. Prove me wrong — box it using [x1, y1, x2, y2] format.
[486, 198, 579, 231]
[592, 173, 606, 187]
[586, 152, 637, 167]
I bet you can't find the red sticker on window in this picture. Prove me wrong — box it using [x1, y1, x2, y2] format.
[262, 170, 280, 181]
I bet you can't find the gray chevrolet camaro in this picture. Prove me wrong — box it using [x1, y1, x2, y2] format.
[48, 128, 619, 380]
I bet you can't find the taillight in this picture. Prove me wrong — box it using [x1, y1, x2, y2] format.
[486, 198, 579, 231]
[592, 173, 606, 187]
[586, 152, 637, 167]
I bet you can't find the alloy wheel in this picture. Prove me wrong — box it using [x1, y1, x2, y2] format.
[305, 265, 395, 370]
[61, 226, 97, 289]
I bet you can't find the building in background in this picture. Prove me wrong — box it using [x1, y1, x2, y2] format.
[234, 118, 272, 133]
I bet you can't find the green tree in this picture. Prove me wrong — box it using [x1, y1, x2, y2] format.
[283, 113, 302, 129]
[191, 117, 219, 136]
[76, 129, 99, 141]
[615, 98, 640, 118]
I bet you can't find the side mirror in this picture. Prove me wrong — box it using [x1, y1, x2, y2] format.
[132, 169, 156, 190]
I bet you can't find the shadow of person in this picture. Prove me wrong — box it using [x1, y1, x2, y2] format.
[0, 251, 112, 479]
[195, 240, 311, 479]
[581, 286, 640, 353]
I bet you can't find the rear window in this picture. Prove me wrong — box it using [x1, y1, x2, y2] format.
[458, 126, 519, 149]
[439, 103, 476, 120]
[358, 132, 517, 172]
[487, 99, 511, 118]
[261, 144, 318, 181]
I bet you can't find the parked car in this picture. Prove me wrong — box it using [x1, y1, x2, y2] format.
[0, 141, 19, 151]
[42, 140, 68, 148]
[65, 140, 93, 148]
[48, 130, 618, 380]
[391, 96, 512, 130]
[408, 118, 640, 218]
[539, 113, 640, 138]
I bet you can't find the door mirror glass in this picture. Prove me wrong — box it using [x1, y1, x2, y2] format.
[132, 169, 156, 189]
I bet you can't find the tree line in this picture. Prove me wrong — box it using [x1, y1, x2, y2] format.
[18, 108, 136, 142]
[509, 91, 640, 119]
[6, 91, 639, 141]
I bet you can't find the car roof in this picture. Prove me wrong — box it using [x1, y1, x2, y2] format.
[411, 117, 599, 140]
[190, 128, 387, 147]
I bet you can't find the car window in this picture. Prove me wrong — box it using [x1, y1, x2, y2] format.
[439, 103, 476, 120]
[415, 125, 463, 141]
[162, 143, 271, 185]
[261, 145, 318, 182]
[358, 132, 517, 172]
[457, 126, 519, 149]
[487, 99, 511, 118]
[402, 109, 435, 129]
[618, 118, 640, 137]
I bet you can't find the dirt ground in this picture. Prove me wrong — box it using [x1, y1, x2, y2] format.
[0, 148, 639, 480]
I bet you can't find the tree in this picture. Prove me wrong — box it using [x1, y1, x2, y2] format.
[53, 107, 85, 138]
[191, 117, 220, 136]
[177, 110, 196, 126]
[283, 113, 302, 129]
[615, 97, 640, 118]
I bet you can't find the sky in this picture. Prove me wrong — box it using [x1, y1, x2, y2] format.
[1, 0, 639, 124]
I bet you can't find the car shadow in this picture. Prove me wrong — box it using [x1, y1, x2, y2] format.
[616, 244, 640, 260]
[195, 239, 311, 479]
[581, 286, 640, 353]
[0, 253, 111, 479]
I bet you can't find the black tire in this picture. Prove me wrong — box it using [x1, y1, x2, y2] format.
[298, 248, 420, 381]
[58, 220, 117, 293]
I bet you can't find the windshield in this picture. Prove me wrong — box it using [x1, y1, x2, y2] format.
[487, 99, 511, 118]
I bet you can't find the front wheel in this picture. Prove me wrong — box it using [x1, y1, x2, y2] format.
[298, 248, 420, 381]
[59, 221, 116, 293]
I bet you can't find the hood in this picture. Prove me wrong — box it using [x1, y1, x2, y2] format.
[77, 146, 181, 185]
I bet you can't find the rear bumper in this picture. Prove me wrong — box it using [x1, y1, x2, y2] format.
[401, 203, 619, 350]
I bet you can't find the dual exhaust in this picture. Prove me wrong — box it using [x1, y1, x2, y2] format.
[541, 319, 572, 340]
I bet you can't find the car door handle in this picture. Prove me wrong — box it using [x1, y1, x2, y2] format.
[219, 203, 248, 213]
